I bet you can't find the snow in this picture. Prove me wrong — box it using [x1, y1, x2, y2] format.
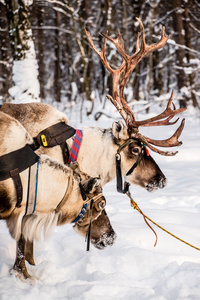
[9, 30, 40, 103]
[0, 102, 200, 299]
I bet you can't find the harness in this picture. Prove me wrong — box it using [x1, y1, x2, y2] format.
[0, 145, 39, 208]
[71, 193, 104, 251]
[115, 139, 148, 194]
[31, 122, 76, 164]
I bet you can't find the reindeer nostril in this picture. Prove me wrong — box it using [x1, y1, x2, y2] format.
[93, 230, 117, 249]
[146, 176, 167, 192]
[159, 177, 167, 188]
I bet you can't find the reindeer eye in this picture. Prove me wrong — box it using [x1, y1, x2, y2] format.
[99, 199, 106, 209]
[132, 147, 139, 154]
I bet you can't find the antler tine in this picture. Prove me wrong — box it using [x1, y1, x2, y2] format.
[134, 119, 185, 156]
[144, 118, 185, 148]
[135, 17, 170, 56]
[135, 32, 140, 53]
[135, 90, 187, 127]
[101, 30, 129, 62]
[85, 28, 114, 74]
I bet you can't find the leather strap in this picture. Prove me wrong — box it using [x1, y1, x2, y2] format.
[10, 168, 23, 208]
[32, 122, 76, 164]
[36, 122, 76, 148]
[0, 145, 39, 208]
[0, 145, 39, 181]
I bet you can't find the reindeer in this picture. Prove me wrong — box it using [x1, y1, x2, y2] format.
[1, 19, 186, 268]
[0, 111, 116, 282]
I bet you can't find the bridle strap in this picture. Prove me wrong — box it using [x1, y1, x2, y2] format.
[72, 193, 104, 251]
[125, 147, 145, 176]
[116, 153, 130, 193]
[115, 139, 145, 194]
[86, 199, 94, 251]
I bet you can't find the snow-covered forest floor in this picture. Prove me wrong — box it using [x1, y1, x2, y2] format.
[0, 100, 199, 300]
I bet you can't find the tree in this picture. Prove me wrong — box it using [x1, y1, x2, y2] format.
[1, 0, 199, 110]
[0, 1, 13, 102]
[5, 0, 40, 102]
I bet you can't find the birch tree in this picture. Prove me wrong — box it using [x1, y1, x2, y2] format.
[6, 0, 40, 103]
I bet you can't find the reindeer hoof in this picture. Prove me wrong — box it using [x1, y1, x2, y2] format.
[10, 265, 38, 284]
[26, 257, 36, 266]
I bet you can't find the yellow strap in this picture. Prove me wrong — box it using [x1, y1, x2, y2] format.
[128, 194, 200, 251]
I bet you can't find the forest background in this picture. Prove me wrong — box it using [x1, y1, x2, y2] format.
[0, 0, 200, 118]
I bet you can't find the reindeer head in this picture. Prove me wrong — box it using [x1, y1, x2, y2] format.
[85, 18, 186, 192]
[73, 176, 116, 249]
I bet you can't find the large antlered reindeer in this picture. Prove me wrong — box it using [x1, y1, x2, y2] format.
[1, 18, 186, 268]
[84, 17, 186, 190]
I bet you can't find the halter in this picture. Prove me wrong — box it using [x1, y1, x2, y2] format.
[115, 139, 148, 194]
[72, 193, 105, 251]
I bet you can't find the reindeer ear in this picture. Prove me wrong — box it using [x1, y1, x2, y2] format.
[81, 177, 101, 194]
[112, 121, 129, 141]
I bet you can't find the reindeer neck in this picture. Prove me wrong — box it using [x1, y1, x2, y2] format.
[67, 127, 116, 186]
[56, 178, 84, 224]
[36, 157, 83, 220]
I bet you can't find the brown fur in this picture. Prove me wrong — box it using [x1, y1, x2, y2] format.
[0, 186, 12, 218]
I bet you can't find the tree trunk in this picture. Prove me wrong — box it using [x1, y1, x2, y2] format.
[30, 0, 45, 100]
[55, 11, 61, 103]
[183, 5, 198, 108]
[0, 2, 13, 102]
[6, 0, 30, 60]
[172, 0, 188, 108]
[6, 0, 40, 103]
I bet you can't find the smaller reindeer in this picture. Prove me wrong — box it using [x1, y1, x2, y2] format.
[0, 112, 116, 283]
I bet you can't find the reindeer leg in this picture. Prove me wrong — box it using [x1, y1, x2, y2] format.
[12, 234, 34, 281]
[25, 240, 35, 266]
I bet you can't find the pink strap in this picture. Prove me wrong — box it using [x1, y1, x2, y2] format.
[68, 130, 83, 162]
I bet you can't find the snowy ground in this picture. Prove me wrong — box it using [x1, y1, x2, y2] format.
[0, 103, 200, 300]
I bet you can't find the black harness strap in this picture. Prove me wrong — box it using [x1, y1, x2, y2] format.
[31, 122, 76, 164]
[0, 145, 39, 208]
[60, 141, 70, 164]
[116, 153, 130, 193]
[10, 168, 23, 208]
[86, 199, 94, 251]
[36, 122, 76, 148]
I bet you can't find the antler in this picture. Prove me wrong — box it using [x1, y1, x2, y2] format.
[85, 18, 187, 156]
